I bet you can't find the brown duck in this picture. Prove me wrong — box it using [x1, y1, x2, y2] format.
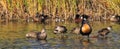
[26, 29, 47, 40]
[98, 26, 112, 38]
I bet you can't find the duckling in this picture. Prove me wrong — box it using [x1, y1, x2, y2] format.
[98, 26, 112, 38]
[26, 29, 47, 40]
[71, 27, 80, 34]
[54, 25, 67, 34]
[80, 17, 92, 38]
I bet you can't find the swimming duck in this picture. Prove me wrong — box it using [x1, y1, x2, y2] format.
[54, 25, 67, 34]
[26, 29, 47, 40]
[98, 26, 112, 38]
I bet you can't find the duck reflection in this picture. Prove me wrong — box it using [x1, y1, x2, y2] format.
[23, 40, 48, 49]
[96, 37, 112, 47]
[81, 40, 91, 49]
[71, 39, 91, 49]
[39, 40, 47, 44]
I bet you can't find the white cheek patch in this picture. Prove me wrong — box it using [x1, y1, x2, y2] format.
[112, 16, 115, 17]
[107, 27, 111, 30]
[81, 17, 83, 19]
[56, 27, 60, 30]
[26, 34, 29, 37]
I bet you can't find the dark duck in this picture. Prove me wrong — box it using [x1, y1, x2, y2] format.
[75, 14, 82, 24]
[98, 26, 112, 38]
[75, 14, 89, 24]
[41, 14, 49, 24]
[80, 15, 92, 38]
[33, 12, 48, 24]
[26, 29, 47, 40]
[54, 25, 67, 34]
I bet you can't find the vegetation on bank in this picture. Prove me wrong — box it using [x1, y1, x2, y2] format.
[0, 0, 120, 22]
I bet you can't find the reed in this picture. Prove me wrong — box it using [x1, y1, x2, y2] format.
[0, 0, 119, 22]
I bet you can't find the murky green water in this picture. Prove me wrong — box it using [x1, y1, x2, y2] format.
[0, 21, 120, 49]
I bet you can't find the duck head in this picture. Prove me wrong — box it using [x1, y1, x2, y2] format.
[41, 29, 46, 33]
[81, 14, 89, 19]
[81, 16, 88, 24]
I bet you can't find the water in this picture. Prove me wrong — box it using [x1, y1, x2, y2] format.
[0, 21, 120, 49]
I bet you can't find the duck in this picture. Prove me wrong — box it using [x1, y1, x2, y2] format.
[75, 14, 82, 24]
[40, 14, 49, 24]
[81, 14, 89, 19]
[33, 12, 41, 22]
[110, 15, 120, 22]
[75, 14, 90, 24]
[26, 29, 47, 40]
[54, 25, 67, 34]
[33, 12, 49, 24]
[70, 27, 80, 34]
[97, 26, 112, 38]
[80, 16, 92, 38]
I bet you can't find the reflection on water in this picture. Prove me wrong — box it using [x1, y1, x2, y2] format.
[0, 21, 120, 49]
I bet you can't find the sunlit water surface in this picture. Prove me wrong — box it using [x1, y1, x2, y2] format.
[0, 21, 120, 49]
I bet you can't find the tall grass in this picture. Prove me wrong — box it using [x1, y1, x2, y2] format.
[0, 0, 119, 22]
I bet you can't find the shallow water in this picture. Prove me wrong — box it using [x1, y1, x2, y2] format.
[0, 21, 120, 49]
